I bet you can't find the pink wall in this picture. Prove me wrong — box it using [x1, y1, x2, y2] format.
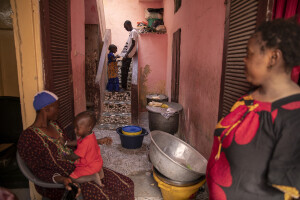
[103, 0, 168, 110]
[138, 34, 168, 111]
[85, 0, 99, 24]
[163, 0, 226, 159]
[103, 0, 163, 54]
[71, 0, 86, 115]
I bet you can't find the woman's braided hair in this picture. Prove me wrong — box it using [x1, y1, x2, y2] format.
[257, 18, 300, 70]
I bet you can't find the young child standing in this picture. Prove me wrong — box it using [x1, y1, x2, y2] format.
[106, 44, 120, 92]
[64, 111, 106, 186]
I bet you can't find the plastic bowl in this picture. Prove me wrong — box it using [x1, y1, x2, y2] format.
[122, 125, 142, 136]
[116, 127, 149, 149]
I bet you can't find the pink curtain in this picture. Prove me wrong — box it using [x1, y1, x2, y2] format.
[272, 0, 300, 83]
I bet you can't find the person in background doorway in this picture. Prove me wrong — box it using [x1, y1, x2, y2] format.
[120, 20, 138, 91]
[106, 44, 120, 92]
[206, 19, 300, 200]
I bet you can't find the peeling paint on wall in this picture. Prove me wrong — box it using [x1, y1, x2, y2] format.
[148, 79, 166, 95]
[85, 24, 101, 120]
[139, 64, 151, 111]
[139, 64, 167, 111]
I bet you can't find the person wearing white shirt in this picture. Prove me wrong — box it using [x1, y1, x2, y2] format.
[120, 20, 138, 91]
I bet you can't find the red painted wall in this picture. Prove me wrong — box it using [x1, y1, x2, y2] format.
[85, 0, 99, 24]
[163, 0, 226, 159]
[71, 0, 86, 115]
[138, 34, 168, 111]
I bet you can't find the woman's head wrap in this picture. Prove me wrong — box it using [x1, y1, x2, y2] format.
[33, 90, 58, 111]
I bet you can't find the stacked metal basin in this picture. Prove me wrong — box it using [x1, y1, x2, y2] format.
[149, 130, 207, 182]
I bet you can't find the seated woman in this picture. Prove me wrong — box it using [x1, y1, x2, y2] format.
[206, 19, 300, 200]
[17, 91, 134, 200]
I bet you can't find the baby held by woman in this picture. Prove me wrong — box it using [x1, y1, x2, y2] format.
[63, 111, 108, 186]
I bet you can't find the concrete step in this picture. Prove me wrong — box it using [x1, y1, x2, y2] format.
[101, 113, 131, 124]
[104, 101, 131, 113]
[105, 91, 131, 101]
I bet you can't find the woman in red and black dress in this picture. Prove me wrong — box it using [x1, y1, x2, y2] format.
[207, 19, 300, 200]
[18, 91, 134, 200]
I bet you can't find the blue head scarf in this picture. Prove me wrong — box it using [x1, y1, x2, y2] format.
[33, 90, 58, 111]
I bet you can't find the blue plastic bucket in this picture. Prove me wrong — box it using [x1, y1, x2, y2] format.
[116, 127, 148, 149]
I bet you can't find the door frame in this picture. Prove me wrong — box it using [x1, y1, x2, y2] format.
[171, 28, 181, 103]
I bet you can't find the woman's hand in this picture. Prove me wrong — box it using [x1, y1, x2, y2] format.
[97, 137, 113, 145]
[63, 177, 81, 198]
[58, 137, 66, 146]
[53, 176, 81, 198]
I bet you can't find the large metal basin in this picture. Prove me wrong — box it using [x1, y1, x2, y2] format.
[150, 130, 207, 182]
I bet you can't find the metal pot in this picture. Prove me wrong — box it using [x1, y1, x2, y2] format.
[147, 102, 182, 135]
[150, 130, 207, 182]
[146, 94, 168, 104]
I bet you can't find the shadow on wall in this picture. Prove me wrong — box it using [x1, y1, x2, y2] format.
[139, 64, 167, 111]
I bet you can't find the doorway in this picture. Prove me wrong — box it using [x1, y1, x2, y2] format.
[171, 28, 181, 103]
[85, 24, 102, 119]
[0, 0, 19, 97]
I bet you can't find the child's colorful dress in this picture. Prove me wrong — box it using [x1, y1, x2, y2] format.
[106, 52, 119, 92]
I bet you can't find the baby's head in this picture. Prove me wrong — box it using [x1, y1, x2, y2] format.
[74, 111, 97, 137]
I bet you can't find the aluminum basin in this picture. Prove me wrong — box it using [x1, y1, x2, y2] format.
[150, 130, 207, 182]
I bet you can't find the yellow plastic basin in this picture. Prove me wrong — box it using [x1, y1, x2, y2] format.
[122, 126, 142, 136]
[122, 130, 142, 136]
[153, 171, 206, 200]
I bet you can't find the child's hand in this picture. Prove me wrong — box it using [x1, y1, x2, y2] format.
[57, 153, 67, 161]
[97, 137, 112, 145]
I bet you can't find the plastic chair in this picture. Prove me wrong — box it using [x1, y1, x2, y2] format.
[17, 151, 84, 200]
[16, 151, 64, 189]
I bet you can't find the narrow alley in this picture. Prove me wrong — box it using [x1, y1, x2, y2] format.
[1, 0, 300, 200]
